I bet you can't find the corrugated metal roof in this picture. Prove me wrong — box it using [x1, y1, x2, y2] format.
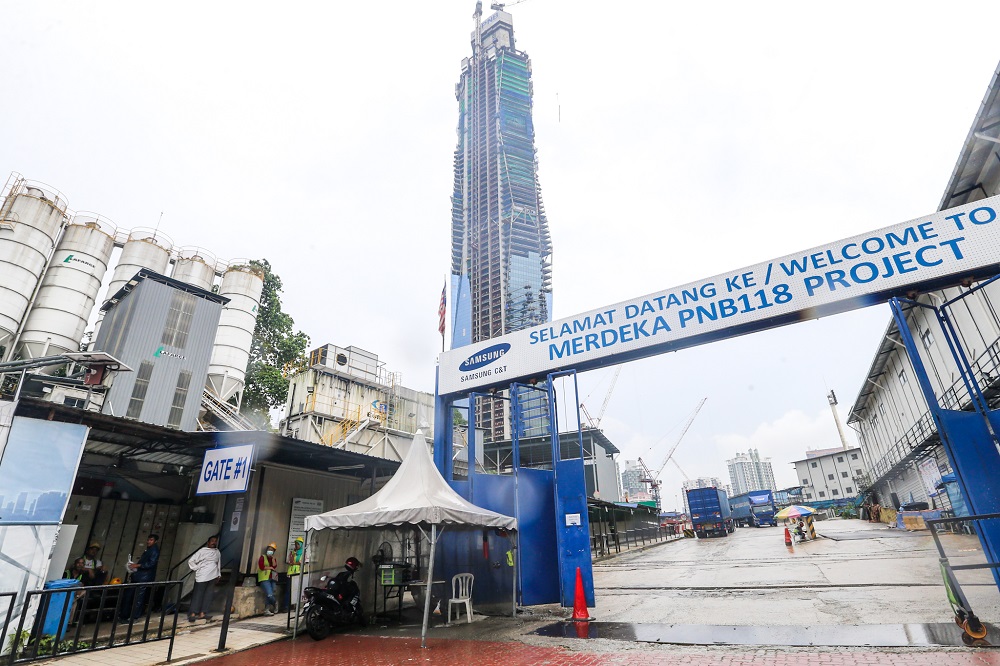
[15, 398, 400, 477]
[939, 61, 1000, 210]
[100, 268, 229, 312]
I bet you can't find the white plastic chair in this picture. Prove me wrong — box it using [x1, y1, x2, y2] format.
[447, 573, 474, 624]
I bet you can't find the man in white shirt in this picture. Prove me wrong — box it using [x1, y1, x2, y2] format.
[187, 535, 221, 622]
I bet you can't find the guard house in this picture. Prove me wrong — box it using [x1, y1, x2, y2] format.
[95, 269, 227, 430]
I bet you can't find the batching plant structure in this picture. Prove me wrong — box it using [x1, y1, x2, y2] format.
[0, 171, 264, 432]
[17, 213, 115, 360]
[90, 227, 174, 341]
[0, 174, 70, 361]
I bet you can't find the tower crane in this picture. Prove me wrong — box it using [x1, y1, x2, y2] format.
[579, 366, 621, 430]
[491, 0, 529, 10]
[641, 397, 708, 510]
[637, 456, 657, 502]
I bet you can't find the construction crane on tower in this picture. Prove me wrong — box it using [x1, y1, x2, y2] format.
[579, 366, 622, 430]
[639, 397, 708, 510]
[491, 0, 530, 10]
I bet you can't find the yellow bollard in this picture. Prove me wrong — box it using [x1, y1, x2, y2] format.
[805, 515, 817, 539]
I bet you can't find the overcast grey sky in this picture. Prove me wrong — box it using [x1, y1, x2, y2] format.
[4, 2, 1000, 499]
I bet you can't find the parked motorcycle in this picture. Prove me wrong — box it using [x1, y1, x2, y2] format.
[303, 556, 367, 641]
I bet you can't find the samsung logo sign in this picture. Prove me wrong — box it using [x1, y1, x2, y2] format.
[460, 343, 510, 372]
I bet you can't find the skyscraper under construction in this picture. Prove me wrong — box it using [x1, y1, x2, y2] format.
[449, 3, 553, 442]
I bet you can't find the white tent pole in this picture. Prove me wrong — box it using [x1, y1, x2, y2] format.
[420, 523, 439, 649]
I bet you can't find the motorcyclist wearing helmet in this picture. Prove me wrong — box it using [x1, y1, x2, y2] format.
[330, 557, 363, 602]
[257, 542, 280, 615]
[333, 557, 362, 584]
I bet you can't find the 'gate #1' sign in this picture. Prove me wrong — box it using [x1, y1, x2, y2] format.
[196, 444, 254, 495]
[438, 195, 1000, 396]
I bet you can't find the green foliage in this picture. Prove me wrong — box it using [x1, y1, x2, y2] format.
[452, 409, 468, 427]
[241, 259, 310, 425]
[31, 634, 90, 656]
[7, 629, 28, 655]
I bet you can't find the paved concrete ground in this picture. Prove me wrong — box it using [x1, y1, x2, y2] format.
[37, 519, 1000, 665]
[591, 518, 1000, 626]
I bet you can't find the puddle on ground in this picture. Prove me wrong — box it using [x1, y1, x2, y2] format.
[534, 621, 998, 647]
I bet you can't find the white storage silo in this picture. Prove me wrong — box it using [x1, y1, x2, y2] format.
[104, 228, 173, 302]
[172, 247, 217, 291]
[18, 213, 115, 361]
[206, 261, 264, 403]
[0, 175, 69, 358]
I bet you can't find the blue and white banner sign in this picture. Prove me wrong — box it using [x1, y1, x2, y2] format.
[438, 195, 1000, 396]
[196, 444, 254, 495]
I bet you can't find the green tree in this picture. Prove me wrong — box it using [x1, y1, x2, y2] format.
[240, 259, 310, 427]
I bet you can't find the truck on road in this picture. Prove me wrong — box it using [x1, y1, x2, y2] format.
[686, 487, 733, 538]
[729, 489, 778, 527]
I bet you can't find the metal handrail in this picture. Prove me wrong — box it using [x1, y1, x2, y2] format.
[0, 593, 16, 656]
[3, 580, 181, 664]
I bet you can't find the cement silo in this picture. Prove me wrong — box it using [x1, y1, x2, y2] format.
[0, 175, 69, 360]
[17, 213, 115, 361]
[206, 261, 264, 403]
[103, 227, 173, 303]
[172, 247, 217, 291]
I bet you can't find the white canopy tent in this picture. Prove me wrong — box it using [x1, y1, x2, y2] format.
[301, 430, 518, 648]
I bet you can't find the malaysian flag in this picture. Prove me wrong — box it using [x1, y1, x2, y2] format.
[438, 283, 447, 336]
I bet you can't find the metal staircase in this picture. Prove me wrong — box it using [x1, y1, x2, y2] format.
[201, 388, 256, 431]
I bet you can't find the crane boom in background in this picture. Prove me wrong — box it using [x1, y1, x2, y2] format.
[579, 366, 622, 430]
[640, 397, 708, 511]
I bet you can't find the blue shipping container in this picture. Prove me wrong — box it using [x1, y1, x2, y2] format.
[686, 487, 733, 538]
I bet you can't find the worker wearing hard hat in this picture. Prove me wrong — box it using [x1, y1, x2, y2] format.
[287, 537, 304, 576]
[257, 542, 280, 615]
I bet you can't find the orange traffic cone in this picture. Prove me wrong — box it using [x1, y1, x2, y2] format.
[784, 527, 793, 546]
[571, 566, 592, 622]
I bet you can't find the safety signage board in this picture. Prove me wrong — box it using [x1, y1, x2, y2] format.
[438, 195, 1000, 396]
[196, 444, 254, 495]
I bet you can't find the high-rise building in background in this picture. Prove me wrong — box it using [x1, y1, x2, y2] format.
[620, 460, 646, 500]
[449, 4, 553, 443]
[727, 448, 777, 496]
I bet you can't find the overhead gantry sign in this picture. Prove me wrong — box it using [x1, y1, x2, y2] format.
[438, 195, 1000, 395]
